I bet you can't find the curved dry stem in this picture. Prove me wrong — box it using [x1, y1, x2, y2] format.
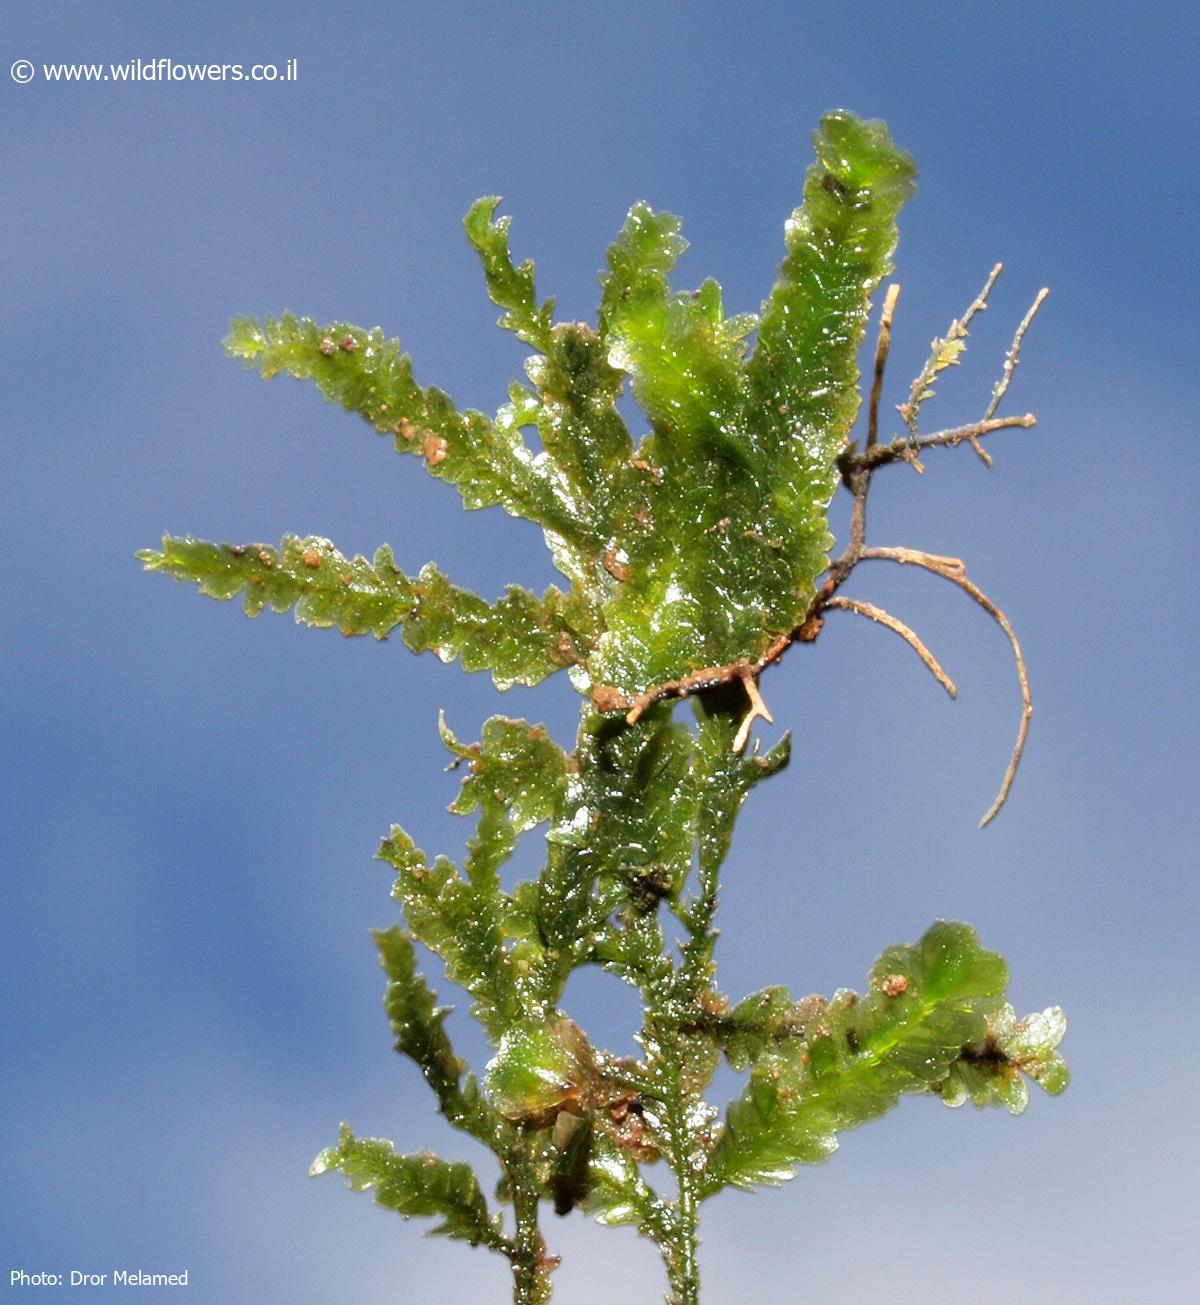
[860, 546, 1031, 826]
[859, 545, 966, 574]
[825, 595, 957, 699]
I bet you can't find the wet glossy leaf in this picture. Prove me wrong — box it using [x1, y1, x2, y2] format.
[139, 534, 590, 689]
[713, 986, 816, 1073]
[145, 111, 1064, 1299]
[378, 824, 519, 1041]
[485, 1015, 594, 1120]
[311, 1124, 505, 1249]
[225, 312, 592, 546]
[580, 116, 915, 694]
[585, 1135, 674, 1239]
[375, 926, 460, 1081]
[373, 927, 503, 1146]
[937, 1002, 1069, 1113]
[749, 110, 917, 481]
[165, 113, 919, 703]
[522, 327, 637, 543]
[441, 715, 571, 834]
[678, 703, 791, 971]
[600, 204, 751, 462]
[702, 922, 1058, 1193]
[464, 197, 556, 351]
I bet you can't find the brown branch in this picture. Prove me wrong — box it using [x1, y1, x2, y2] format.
[857, 544, 966, 574]
[984, 288, 1049, 422]
[866, 284, 901, 452]
[829, 281, 908, 583]
[860, 547, 1031, 826]
[968, 436, 994, 469]
[825, 596, 957, 699]
[858, 413, 1036, 472]
[961, 263, 1004, 330]
[618, 644, 792, 726]
[595, 542, 1030, 820]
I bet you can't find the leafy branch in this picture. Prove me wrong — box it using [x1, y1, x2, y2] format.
[701, 922, 1066, 1194]
[138, 533, 593, 689]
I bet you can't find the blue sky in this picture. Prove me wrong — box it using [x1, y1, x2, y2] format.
[2, 3, 1196, 1301]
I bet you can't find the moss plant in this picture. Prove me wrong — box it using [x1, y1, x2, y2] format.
[141, 111, 1067, 1304]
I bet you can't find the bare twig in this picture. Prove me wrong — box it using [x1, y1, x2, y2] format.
[968, 438, 993, 470]
[859, 413, 1036, 471]
[825, 595, 957, 699]
[984, 287, 1049, 422]
[860, 546, 1031, 826]
[732, 667, 775, 751]
[900, 262, 1004, 464]
[858, 545, 965, 574]
[866, 284, 901, 451]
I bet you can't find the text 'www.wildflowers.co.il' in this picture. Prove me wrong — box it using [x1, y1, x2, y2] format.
[11, 57, 298, 84]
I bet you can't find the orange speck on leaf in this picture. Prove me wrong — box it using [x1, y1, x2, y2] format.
[603, 549, 630, 582]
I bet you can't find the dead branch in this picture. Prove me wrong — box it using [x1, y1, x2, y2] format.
[732, 667, 775, 751]
[866, 284, 901, 451]
[825, 595, 957, 699]
[899, 262, 1003, 465]
[860, 547, 1031, 826]
[858, 413, 1036, 472]
[984, 288, 1049, 422]
[617, 641, 793, 726]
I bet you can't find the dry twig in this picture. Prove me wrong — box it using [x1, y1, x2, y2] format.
[860, 547, 1031, 826]
[866, 284, 901, 452]
[984, 287, 1049, 422]
[900, 263, 1003, 466]
[860, 414, 1036, 472]
[732, 667, 775, 751]
[825, 595, 957, 699]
